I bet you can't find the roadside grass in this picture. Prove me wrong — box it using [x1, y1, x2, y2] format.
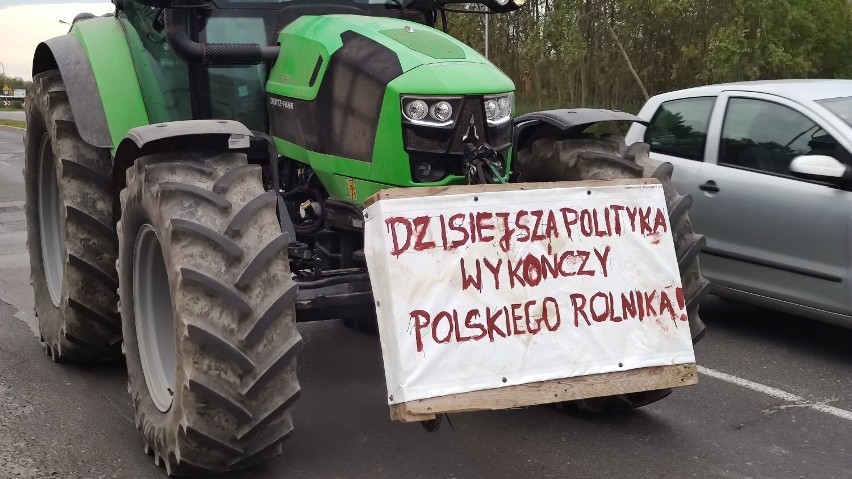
[0, 119, 26, 129]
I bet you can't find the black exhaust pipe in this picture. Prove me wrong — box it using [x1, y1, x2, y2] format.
[164, 8, 279, 66]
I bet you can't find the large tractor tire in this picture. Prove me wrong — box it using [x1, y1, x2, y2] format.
[514, 135, 710, 412]
[23, 70, 120, 362]
[118, 151, 301, 475]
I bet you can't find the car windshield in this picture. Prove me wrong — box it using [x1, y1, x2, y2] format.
[818, 96, 852, 127]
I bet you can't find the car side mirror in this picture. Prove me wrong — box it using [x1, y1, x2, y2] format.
[790, 155, 850, 185]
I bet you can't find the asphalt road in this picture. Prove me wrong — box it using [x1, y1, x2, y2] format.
[1, 126, 850, 479]
[0, 110, 25, 122]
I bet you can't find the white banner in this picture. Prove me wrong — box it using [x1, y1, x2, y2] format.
[364, 181, 695, 405]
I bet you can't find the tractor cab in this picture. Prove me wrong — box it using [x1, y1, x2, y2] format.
[118, 0, 524, 132]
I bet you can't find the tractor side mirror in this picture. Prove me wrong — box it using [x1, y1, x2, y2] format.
[130, 0, 174, 6]
[129, 0, 206, 7]
[481, 0, 528, 12]
[438, 0, 527, 13]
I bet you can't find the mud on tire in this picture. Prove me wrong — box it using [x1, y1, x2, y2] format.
[24, 69, 120, 362]
[514, 135, 710, 411]
[118, 151, 301, 475]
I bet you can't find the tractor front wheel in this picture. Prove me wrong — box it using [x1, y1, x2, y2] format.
[118, 151, 301, 475]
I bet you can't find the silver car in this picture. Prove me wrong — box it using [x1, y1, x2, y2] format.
[625, 80, 852, 328]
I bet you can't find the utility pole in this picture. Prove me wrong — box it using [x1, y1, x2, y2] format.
[484, 14, 489, 59]
[1, 61, 7, 107]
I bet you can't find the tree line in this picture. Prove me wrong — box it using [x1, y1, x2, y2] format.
[446, 0, 852, 113]
[6, 1, 850, 114]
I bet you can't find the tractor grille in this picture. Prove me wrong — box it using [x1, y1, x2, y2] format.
[402, 96, 512, 155]
[402, 96, 512, 182]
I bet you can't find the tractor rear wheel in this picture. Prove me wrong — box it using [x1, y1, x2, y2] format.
[118, 151, 301, 475]
[23, 70, 120, 362]
[514, 135, 710, 412]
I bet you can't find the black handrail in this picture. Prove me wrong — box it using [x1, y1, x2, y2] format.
[164, 8, 279, 66]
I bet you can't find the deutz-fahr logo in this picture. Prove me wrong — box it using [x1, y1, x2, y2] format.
[270, 98, 294, 110]
[462, 115, 479, 143]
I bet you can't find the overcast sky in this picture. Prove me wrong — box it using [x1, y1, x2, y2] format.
[0, 2, 115, 80]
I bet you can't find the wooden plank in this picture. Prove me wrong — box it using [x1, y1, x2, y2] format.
[390, 363, 698, 423]
[363, 178, 660, 207]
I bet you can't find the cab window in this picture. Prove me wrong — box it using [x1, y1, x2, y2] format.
[719, 98, 850, 176]
[204, 16, 268, 131]
[119, 3, 192, 123]
[645, 97, 715, 161]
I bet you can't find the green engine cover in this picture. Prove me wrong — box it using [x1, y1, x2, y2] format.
[266, 15, 515, 204]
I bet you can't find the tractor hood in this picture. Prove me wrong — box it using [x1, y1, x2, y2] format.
[284, 14, 492, 70]
[266, 14, 516, 199]
[267, 14, 512, 101]
[378, 26, 466, 61]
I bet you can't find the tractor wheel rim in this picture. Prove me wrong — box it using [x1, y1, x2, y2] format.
[133, 224, 177, 413]
[38, 133, 64, 307]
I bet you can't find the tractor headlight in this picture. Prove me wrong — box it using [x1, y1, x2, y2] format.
[485, 93, 513, 126]
[430, 101, 453, 122]
[413, 158, 447, 182]
[404, 100, 429, 121]
[401, 96, 460, 126]
[485, 99, 498, 121]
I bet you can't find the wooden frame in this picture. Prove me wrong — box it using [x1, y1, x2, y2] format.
[364, 178, 660, 207]
[391, 364, 698, 422]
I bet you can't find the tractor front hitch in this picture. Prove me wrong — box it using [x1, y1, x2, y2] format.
[295, 272, 374, 323]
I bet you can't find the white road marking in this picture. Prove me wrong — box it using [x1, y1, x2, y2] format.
[698, 365, 852, 421]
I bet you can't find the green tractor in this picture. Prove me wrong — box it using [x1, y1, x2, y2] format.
[24, 0, 708, 474]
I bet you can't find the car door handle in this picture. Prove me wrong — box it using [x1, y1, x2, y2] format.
[699, 180, 720, 193]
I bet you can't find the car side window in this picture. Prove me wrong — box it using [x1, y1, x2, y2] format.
[644, 97, 715, 161]
[719, 98, 848, 176]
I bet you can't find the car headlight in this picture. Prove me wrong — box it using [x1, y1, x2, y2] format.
[401, 96, 459, 126]
[485, 93, 513, 126]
